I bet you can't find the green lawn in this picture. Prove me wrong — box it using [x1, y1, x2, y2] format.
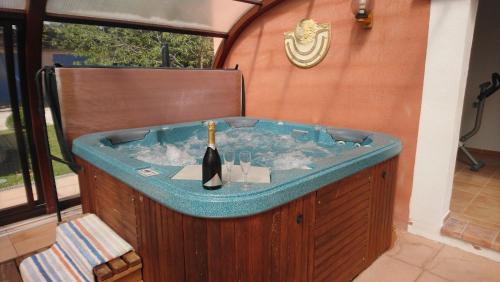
[0, 125, 72, 189]
[47, 125, 73, 177]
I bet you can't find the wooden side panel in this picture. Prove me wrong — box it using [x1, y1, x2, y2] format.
[367, 157, 398, 264]
[313, 170, 372, 282]
[183, 215, 209, 282]
[92, 169, 139, 251]
[280, 197, 305, 282]
[161, 204, 186, 282]
[136, 196, 160, 282]
[134, 193, 314, 282]
[77, 157, 398, 282]
[75, 157, 95, 213]
[206, 220, 232, 282]
[56, 68, 242, 148]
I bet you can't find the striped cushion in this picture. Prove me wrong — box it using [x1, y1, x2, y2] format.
[19, 214, 133, 282]
[19, 243, 91, 282]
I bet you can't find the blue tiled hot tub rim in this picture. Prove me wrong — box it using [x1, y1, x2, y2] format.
[72, 117, 401, 218]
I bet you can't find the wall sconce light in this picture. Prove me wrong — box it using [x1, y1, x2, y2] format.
[351, 0, 374, 29]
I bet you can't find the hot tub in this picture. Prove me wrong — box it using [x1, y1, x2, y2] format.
[73, 117, 401, 281]
[73, 117, 400, 218]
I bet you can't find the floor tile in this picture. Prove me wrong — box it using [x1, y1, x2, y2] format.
[454, 162, 468, 176]
[458, 151, 500, 167]
[386, 231, 442, 267]
[441, 215, 468, 238]
[487, 177, 500, 188]
[425, 245, 500, 282]
[449, 189, 475, 213]
[0, 236, 17, 263]
[461, 166, 497, 179]
[8, 222, 56, 256]
[463, 194, 500, 227]
[453, 180, 483, 195]
[476, 165, 498, 176]
[454, 171, 491, 186]
[416, 271, 450, 282]
[461, 223, 497, 249]
[354, 255, 422, 282]
[480, 184, 500, 199]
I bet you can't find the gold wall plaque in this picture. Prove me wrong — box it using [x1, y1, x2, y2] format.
[284, 19, 331, 68]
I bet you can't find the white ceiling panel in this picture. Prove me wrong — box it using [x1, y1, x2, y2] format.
[46, 0, 259, 34]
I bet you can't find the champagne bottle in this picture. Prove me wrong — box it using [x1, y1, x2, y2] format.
[202, 121, 222, 190]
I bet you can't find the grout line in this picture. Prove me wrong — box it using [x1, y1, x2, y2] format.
[389, 251, 429, 273]
[483, 173, 494, 187]
[387, 231, 446, 271]
[413, 269, 425, 282]
[426, 270, 453, 282]
[460, 182, 482, 216]
[10, 238, 22, 258]
[461, 221, 470, 236]
[0, 236, 18, 263]
[422, 243, 446, 271]
[385, 255, 426, 277]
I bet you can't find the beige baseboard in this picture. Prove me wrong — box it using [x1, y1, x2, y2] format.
[466, 147, 500, 157]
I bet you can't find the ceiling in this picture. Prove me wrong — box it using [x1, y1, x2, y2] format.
[1, 0, 263, 37]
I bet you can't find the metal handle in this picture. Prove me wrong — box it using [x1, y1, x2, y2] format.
[297, 213, 303, 224]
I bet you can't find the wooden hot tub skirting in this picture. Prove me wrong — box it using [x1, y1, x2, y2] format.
[77, 156, 397, 282]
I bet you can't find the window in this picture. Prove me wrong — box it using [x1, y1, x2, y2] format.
[43, 22, 216, 68]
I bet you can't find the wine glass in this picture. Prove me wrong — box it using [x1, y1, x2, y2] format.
[224, 151, 235, 183]
[239, 151, 251, 189]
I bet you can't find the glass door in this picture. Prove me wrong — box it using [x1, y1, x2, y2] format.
[0, 23, 45, 225]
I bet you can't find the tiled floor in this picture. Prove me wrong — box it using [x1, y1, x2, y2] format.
[355, 230, 500, 282]
[1, 219, 499, 281]
[0, 173, 79, 210]
[0, 222, 56, 264]
[442, 150, 500, 251]
[0, 205, 82, 263]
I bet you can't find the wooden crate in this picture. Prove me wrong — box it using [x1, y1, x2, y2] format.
[94, 251, 142, 282]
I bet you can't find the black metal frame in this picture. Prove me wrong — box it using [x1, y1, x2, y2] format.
[3, 25, 35, 202]
[161, 43, 171, 67]
[15, 23, 45, 202]
[233, 0, 263, 5]
[458, 72, 500, 171]
[0, 23, 47, 225]
[35, 66, 85, 222]
[0, 205, 47, 226]
[241, 74, 246, 116]
[0, 20, 82, 226]
[40, 67, 80, 172]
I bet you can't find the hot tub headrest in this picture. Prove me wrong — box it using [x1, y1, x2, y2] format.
[326, 128, 370, 143]
[224, 118, 259, 128]
[107, 129, 150, 145]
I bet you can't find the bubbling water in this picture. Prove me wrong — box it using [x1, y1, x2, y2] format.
[123, 128, 335, 170]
